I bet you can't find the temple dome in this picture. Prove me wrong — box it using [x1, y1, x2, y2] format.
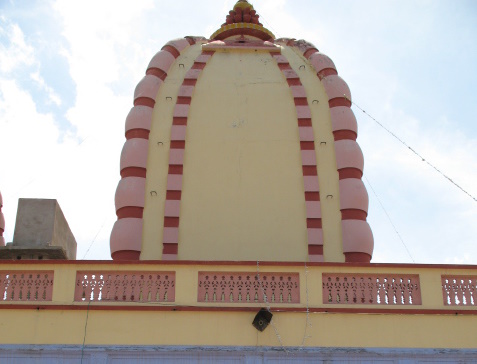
[110, 1, 373, 263]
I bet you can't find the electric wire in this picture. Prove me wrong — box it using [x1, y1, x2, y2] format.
[81, 217, 107, 260]
[347, 96, 476, 203]
[256, 261, 288, 354]
[364, 176, 415, 263]
[80, 300, 91, 364]
[300, 261, 312, 347]
[258, 13, 280, 39]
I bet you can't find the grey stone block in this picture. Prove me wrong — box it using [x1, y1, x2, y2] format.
[0, 199, 77, 260]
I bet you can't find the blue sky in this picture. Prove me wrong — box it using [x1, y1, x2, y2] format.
[0, 0, 476, 263]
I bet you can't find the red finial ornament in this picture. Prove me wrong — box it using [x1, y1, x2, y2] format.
[221, 0, 262, 26]
[212, 0, 272, 40]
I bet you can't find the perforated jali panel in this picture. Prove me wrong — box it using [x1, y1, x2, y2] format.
[1, 271, 53, 301]
[322, 273, 421, 305]
[198, 272, 300, 303]
[442, 275, 476, 306]
[74, 271, 175, 302]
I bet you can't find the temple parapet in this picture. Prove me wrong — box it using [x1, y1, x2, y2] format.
[0, 261, 475, 348]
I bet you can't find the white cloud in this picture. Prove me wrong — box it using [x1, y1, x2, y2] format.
[53, 0, 157, 136]
[0, 17, 34, 73]
[0, 78, 61, 229]
[29, 71, 62, 106]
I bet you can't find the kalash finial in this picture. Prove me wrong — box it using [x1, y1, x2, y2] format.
[224, 0, 260, 26]
[211, 0, 274, 40]
[234, 0, 254, 10]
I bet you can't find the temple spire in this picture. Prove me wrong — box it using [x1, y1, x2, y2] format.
[234, 0, 254, 10]
[224, 0, 261, 26]
[211, 0, 274, 40]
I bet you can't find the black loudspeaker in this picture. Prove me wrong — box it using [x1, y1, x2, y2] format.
[252, 308, 273, 332]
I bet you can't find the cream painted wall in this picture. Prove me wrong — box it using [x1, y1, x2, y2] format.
[142, 43, 344, 262]
[1, 309, 476, 348]
[179, 49, 307, 261]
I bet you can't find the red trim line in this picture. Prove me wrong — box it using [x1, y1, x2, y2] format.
[333, 130, 357, 141]
[168, 165, 183, 174]
[338, 168, 363, 180]
[318, 68, 338, 80]
[121, 167, 147, 178]
[170, 141, 185, 149]
[303, 48, 318, 59]
[341, 209, 367, 220]
[300, 141, 315, 150]
[111, 250, 141, 261]
[116, 206, 144, 219]
[2, 259, 477, 269]
[329, 98, 351, 108]
[126, 129, 150, 140]
[166, 191, 182, 200]
[164, 217, 179, 227]
[182, 79, 197, 86]
[302, 166, 318, 176]
[185, 37, 196, 45]
[298, 119, 312, 127]
[176, 97, 191, 105]
[294, 98, 308, 106]
[305, 192, 320, 201]
[134, 97, 155, 108]
[278, 63, 291, 70]
[2, 304, 476, 315]
[163, 243, 178, 254]
[307, 218, 322, 228]
[172, 117, 188, 126]
[345, 252, 371, 263]
[308, 245, 323, 255]
[146, 68, 167, 81]
[192, 63, 206, 70]
[161, 45, 180, 58]
[287, 79, 302, 86]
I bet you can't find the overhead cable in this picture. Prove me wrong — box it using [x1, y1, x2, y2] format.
[364, 176, 415, 263]
[347, 96, 476, 203]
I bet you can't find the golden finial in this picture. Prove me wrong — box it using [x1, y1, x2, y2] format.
[234, 0, 254, 11]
